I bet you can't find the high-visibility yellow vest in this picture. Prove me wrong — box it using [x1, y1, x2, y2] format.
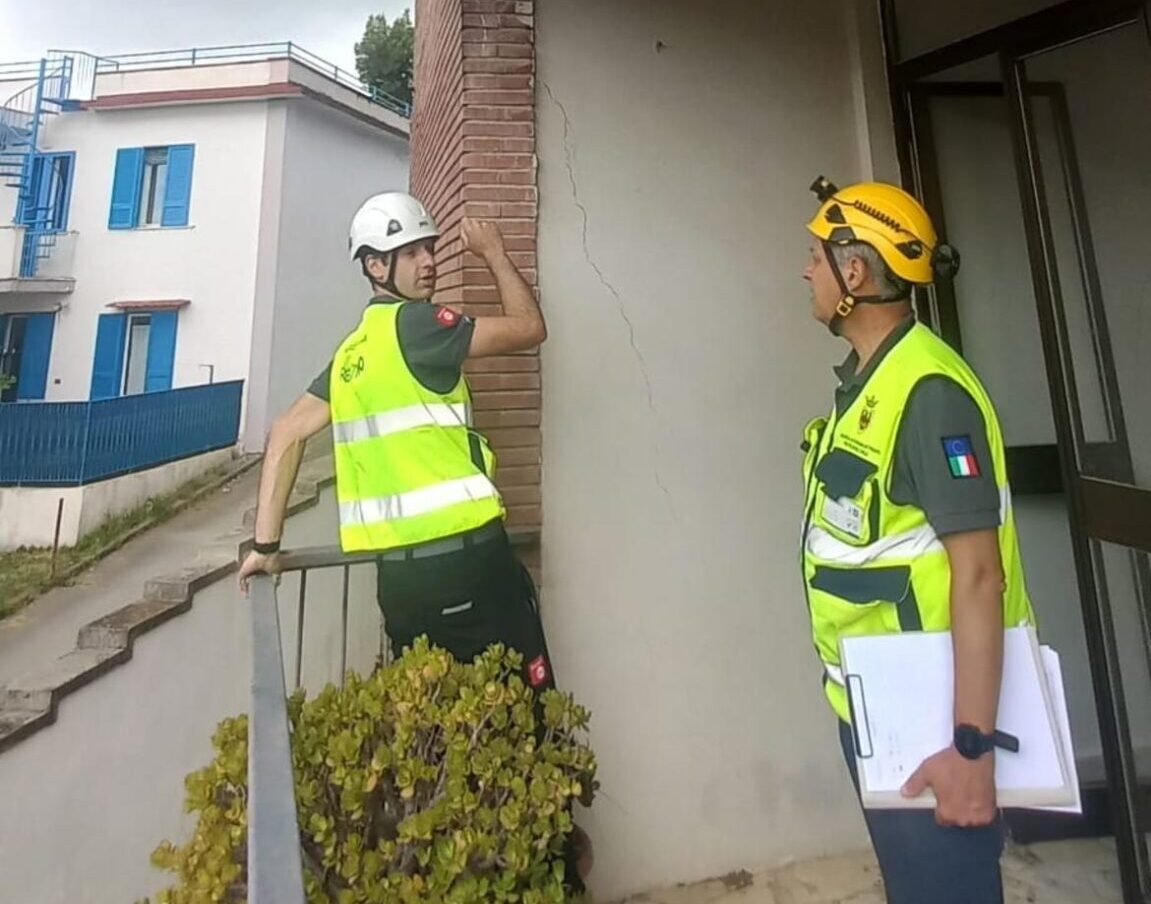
[801, 322, 1036, 721]
[329, 303, 504, 552]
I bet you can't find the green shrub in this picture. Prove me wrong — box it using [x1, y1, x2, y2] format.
[148, 639, 597, 903]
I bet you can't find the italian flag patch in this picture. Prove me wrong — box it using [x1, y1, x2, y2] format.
[943, 435, 981, 478]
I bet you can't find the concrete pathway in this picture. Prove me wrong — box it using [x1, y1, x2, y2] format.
[0, 465, 260, 686]
[618, 837, 1122, 904]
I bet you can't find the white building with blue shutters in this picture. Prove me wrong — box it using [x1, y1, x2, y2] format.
[0, 46, 411, 448]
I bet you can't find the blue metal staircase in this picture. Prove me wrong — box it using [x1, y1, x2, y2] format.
[0, 54, 80, 278]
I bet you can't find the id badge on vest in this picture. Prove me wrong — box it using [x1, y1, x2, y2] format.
[822, 495, 865, 540]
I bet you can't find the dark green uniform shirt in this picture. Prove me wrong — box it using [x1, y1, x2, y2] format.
[833, 317, 1001, 536]
[308, 298, 476, 399]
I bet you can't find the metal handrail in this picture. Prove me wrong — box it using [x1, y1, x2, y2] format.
[248, 575, 306, 904]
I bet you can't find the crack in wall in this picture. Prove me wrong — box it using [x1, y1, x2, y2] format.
[541, 81, 675, 508]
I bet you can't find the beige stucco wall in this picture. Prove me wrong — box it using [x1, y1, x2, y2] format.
[0, 483, 381, 904]
[535, 1, 897, 897]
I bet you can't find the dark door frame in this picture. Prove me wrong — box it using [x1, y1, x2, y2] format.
[879, 1, 1151, 900]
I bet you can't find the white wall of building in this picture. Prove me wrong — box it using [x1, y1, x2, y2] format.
[0, 484, 381, 904]
[535, 1, 894, 897]
[31, 101, 268, 403]
[244, 98, 411, 449]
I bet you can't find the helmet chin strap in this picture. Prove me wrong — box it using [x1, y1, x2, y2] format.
[822, 240, 909, 336]
[371, 252, 415, 301]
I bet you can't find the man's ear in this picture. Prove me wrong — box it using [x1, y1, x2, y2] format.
[844, 254, 869, 291]
[364, 252, 392, 281]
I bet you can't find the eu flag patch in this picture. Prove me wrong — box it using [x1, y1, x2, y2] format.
[943, 435, 981, 478]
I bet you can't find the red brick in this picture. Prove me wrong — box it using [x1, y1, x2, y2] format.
[464, 355, 539, 374]
[492, 444, 541, 466]
[462, 14, 502, 28]
[462, 73, 532, 90]
[462, 168, 536, 185]
[461, 28, 533, 44]
[500, 485, 541, 506]
[468, 372, 541, 391]
[504, 505, 542, 528]
[463, 57, 534, 75]
[462, 89, 534, 106]
[462, 41, 499, 59]
[462, 13, 533, 28]
[497, 43, 533, 58]
[474, 409, 540, 429]
[471, 390, 541, 410]
[462, 120, 534, 138]
[462, 0, 529, 13]
[461, 201, 501, 218]
[481, 427, 541, 447]
[462, 185, 537, 202]
[460, 152, 535, 169]
[500, 201, 537, 218]
[462, 105, 534, 122]
[496, 465, 542, 487]
[462, 136, 535, 154]
[500, 235, 536, 252]
[487, 218, 535, 235]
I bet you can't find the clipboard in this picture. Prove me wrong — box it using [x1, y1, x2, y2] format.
[840, 626, 1078, 810]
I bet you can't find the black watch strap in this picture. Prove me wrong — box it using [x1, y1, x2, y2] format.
[252, 539, 281, 555]
[954, 723, 1020, 760]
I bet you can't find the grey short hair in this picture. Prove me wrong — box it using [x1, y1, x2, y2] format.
[830, 242, 911, 300]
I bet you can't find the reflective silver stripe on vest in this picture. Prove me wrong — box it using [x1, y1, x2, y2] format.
[824, 663, 845, 686]
[805, 522, 944, 567]
[332, 402, 471, 444]
[339, 474, 498, 527]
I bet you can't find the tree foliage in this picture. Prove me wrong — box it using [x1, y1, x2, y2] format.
[355, 9, 415, 108]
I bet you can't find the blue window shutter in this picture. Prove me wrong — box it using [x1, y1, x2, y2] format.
[144, 310, 178, 392]
[108, 147, 143, 229]
[90, 313, 127, 399]
[161, 144, 194, 227]
[16, 312, 55, 400]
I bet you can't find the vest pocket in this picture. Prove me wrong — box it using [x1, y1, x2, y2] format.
[814, 448, 876, 499]
[810, 564, 922, 632]
[812, 449, 880, 547]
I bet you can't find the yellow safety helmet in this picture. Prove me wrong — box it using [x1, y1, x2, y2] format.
[807, 176, 959, 286]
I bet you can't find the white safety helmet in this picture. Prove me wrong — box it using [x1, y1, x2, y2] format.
[348, 192, 440, 261]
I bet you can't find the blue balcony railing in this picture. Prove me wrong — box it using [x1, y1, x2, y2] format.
[0, 380, 243, 486]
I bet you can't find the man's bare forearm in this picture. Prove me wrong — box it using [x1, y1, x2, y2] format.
[487, 250, 545, 338]
[253, 429, 306, 544]
[951, 571, 1004, 734]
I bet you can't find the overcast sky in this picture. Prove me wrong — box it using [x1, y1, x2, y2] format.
[0, 0, 411, 73]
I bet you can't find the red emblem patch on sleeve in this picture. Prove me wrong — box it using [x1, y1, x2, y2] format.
[435, 306, 459, 327]
[527, 655, 550, 688]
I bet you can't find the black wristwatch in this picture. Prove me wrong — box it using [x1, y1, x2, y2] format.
[953, 723, 1020, 760]
[252, 539, 281, 555]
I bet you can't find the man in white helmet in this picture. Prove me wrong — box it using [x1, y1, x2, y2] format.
[238, 192, 555, 691]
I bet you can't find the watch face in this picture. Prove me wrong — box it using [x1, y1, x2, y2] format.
[954, 725, 988, 760]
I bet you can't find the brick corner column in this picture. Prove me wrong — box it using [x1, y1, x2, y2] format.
[412, 0, 542, 544]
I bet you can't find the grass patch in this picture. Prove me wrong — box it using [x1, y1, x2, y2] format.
[0, 464, 236, 622]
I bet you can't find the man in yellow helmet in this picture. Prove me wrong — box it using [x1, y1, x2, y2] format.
[800, 177, 1036, 904]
